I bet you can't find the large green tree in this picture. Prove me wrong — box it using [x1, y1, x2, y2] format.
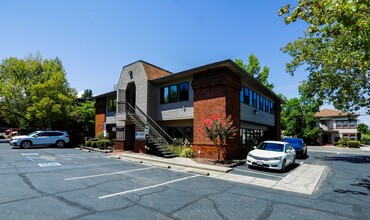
[357, 123, 369, 134]
[81, 89, 93, 99]
[280, 95, 321, 144]
[235, 54, 274, 90]
[71, 101, 96, 131]
[279, 0, 370, 113]
[0, 53, 77, 130]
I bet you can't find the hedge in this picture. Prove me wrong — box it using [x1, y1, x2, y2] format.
[347, 141, 360, 148]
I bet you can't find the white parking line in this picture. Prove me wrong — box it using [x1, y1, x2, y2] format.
[234, 168, 284, 179]
[99, 175, 199, 199]
[64, 167, 155, 180]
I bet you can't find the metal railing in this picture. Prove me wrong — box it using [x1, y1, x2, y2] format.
[126, 102, 174, 145]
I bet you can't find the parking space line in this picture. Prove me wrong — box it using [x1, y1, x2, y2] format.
[64, 167, 155, 181]
[99, 175, 199, 199]
[234, 168, 284, 179]
[26, 156, 36, 163]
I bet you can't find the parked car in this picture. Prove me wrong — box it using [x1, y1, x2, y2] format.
[282, 137, 307, 158]
[5, 128, 20, 135]
[10, 131, 70, 149]
[246, 141, 296, 172]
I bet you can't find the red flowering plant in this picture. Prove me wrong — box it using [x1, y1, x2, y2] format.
[198, 114, 238, 161]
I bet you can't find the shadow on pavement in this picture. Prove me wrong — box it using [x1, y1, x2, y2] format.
[315, 155, 370, 163]
[247, 162, 300, 174]
[333, 176, 370, 196]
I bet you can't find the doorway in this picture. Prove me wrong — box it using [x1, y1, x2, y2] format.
[126, 82, 136, 112]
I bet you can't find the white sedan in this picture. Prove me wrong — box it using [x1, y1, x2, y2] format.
[246, 141, 296, 172]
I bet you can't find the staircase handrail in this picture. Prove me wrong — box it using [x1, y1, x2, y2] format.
[126, 102, 174, 144]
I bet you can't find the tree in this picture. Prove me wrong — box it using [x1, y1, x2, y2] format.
[81, 89, 93, 99]
[235, 54, 274, 90]
[357, 123, 369, 134]
[279, 0, 370, 113]
[71, 101, 95, 131]
[0, 53, 77, 130]
[198, 115, 238, 162]
[281, 96, 321, 144]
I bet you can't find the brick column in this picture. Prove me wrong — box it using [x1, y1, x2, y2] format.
[95, 98, 106, 136]
[192, 67, 242, 160]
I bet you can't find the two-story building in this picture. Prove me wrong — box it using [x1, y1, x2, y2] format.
[94, 59, 283, 160]
[315, 108, 359, 145]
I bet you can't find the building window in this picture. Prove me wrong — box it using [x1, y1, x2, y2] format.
[160, 82, 189, 104]
[350, 120, 356, 128]
[240, 88, 244, 103]
[336, 120, 342, 128]
[240, 128, 266, 146]
[259, 96, 264, 111]
[108, 98, 116, 112]
[252, 91, 257, 107]
[165, 127, 193, 143]
[179, 83, 189, 101]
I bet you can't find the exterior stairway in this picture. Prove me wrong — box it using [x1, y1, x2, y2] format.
[126, 103, 178, 158]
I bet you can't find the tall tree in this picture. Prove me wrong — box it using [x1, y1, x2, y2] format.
[0, 53, 77, 130]
[235, 54, 274, 90]
[281, 96, 321, 145]
[81, 89, 93, 99]
[71, 101, 95, 131]
[279, 0, 370, 113]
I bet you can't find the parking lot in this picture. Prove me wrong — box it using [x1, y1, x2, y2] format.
[1, 143, 370, 219]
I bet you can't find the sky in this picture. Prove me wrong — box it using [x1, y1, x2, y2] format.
[1, 0, 369, 125]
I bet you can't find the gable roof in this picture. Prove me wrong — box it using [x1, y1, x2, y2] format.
[315, 108, 359, 118]
[141, 61, 172, 80]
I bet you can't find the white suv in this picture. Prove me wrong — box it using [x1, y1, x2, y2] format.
[10, 131, 70, 149]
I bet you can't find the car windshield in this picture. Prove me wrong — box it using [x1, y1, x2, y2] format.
[283, 138, 302, 144]
[257, 143, 284, 152]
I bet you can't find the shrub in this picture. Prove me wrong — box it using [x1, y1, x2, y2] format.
[97, 140, 111, 149]
[360, 134, 370, 144]
[96, 131, 109, 140]
[0, 134, 6, 139]
[180, 148, 195, 158]
[91, 141, 97, 148]
[338, 138, 349, 146]
[166, 144, 183, 155]
[347, 141, 360, 148]
[85, 141, 91, 147]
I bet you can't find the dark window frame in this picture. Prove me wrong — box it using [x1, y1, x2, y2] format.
[160, 82, 189, 105]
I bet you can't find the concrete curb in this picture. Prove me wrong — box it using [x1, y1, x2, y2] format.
[0, 139, 10, 143]
[76, 146, 113, 154]
[112, 153, 233, 173]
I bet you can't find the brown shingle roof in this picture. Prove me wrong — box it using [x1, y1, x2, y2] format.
[315, 108, 347, 117]
[142, 61, 172, 80]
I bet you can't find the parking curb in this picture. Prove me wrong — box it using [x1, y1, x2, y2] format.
[111, 153, 233, 173]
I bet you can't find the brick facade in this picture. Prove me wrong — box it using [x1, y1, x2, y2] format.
[192, 67, 242, 160]
[134, 141, 147, 153]
[114, 140, 124, 151]
[95, 98, 106, 136]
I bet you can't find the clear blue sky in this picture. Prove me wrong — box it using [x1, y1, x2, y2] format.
[1, 0, 369, 125]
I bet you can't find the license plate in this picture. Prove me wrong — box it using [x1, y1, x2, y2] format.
[256, 161, 264, 166]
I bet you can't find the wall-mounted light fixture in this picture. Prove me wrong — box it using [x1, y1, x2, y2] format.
[254, 110, 258, 115]
[129, 71, 133, 79]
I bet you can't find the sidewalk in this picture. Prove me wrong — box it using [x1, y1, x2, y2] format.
[308, 145, 370, 153]
[106, 151, 325, 195]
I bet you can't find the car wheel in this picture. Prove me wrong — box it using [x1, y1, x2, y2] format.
[21, 141, 32, 149]
[56, 140, 65, 148]
[281, 160, 286, 172]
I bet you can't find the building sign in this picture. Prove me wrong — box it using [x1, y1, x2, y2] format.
[135, 131, 146, 140]
[116, 127, 125, 131]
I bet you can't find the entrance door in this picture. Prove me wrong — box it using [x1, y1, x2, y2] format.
[125, 124, 135, 151]
[126, 82, 136, 112]
[323, 134, 330, 144]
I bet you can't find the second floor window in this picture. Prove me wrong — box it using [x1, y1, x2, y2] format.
[108, 98, 116, 112]
[336, 120, 357, 129]
[160, 82, 189, 104]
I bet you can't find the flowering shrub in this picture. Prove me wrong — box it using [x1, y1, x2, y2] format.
[198, 114, 238, 161]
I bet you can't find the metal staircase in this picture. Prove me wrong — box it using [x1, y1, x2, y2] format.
[126, 102, 178, 158]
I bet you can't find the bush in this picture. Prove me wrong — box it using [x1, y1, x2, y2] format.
[97, 140, 111, 149]
[180, 148, 195, 158]
[347, 141, 360, 148]
[361, 134, 370, 145]
[166, 144, 183, 155]
[337, 138, 349, 146]
[91, 141, 97, 148]
[85, 140, 91, 147]
[96, 131, 109, 140]
[0, 134, 6, 139]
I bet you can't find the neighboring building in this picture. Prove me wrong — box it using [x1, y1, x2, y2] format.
[94, 90, 117, 140]
[95, 59, 283, 160]
[315, 108, 359, 145]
